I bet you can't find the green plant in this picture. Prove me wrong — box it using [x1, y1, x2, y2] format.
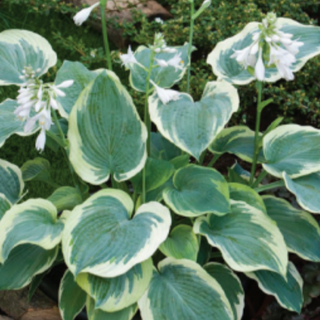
[1, 4, 320, 320]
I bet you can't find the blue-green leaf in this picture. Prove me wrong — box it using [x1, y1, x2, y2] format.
[149, 81, 239, 160]
[68, 70, 147, 184]
[62, 189, 171, 278]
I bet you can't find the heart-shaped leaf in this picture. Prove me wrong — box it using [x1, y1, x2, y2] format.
[59, 270, 86, 320]
[209, 126, 265, 163]
[263, 196, 320, 261]
[0, 198, 63, 263]
[0, 244, 58, 290]
[131, 157, 174, 193]
[149, 81, 239, 160]
[86, 296, 138, 320]
[263, 124, 320, 178]
[159, 225, 199, 261]
[207, 18, 320, 85]
[163, 164, 230, 217]
[283, 172, 320, 214]
[128, 44, 191, 92]
[194, 200, 288, 275]
[0, 29, 57, 85]
[62, 189, 171, 278]
[55, 61, 103, 119]
[0, 159, 24, 204]
[68, 70, 147, 184]
[138, 258, 233, 320]
[76, 259, 152, 312]
[204, 263, 244, 320]
[246, 262, 303, 313]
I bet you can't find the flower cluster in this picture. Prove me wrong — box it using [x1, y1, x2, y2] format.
[15, 66, 73, 152]
[231, 13, 303, 81]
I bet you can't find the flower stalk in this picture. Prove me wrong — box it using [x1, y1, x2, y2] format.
[186, 0, 195, 93]
[250, 81, 263, 185]
[100, 1, 112, 70]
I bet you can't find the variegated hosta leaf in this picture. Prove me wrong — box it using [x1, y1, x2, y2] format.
[0, 194, 11, 220]
[194, 200, 288, 275]
[86, 296, 138, 320]
[0, 198, 63, 263]
[0, 29, 57, 85]
[229, 183, 267, 214]
[0, 159, 24, 204]
[207, 18, 320, 85]
[204, 263, 244, 320]
[59, 270, 86, 320]
[263, 124, 320, 178]
[68, 70, 147, 185]
[228, 162, 251, 185]
[55, 61, 103, 119]
[163, 165, 230, 217]
[246, 262, 303, 313]
[159, 225, 199, 261]
[0, 99, 36, 148]
[150, 132, 182, 160]
[128, 44, 190, 92]
[138, 258, 233, 320]
[48, 187, 83, 212]
[62, 189, 171, 278]
[76, 259, 153, 312]
[283, 171, 320, 214]
[263, 195, 320, 261]
[149, 81, 239, 160]
[131, 157, 174, 193]
[209, 126, 265, 163]
[0, 244, 58, 290]
[21, 157, 51, 182]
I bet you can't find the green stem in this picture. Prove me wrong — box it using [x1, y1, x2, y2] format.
[141, 51, 156, 205]
[207, 153, 221, 167]
[251, 169, 268, 189]
[52, 109, 67, 147]
[100, 2, 112, 70]
[186, 1, 195, 93]
[254, 180, 285, 193]
[250, 81, 263, 185]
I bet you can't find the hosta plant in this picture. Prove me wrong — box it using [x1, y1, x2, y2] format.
[1, 1, 320, 319]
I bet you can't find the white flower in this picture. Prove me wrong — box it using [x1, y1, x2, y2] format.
[167, 53, 184, 71]
[162, 47, 177, 54]
[230, 13, 304, 82]
[155, 17, 164, 24]
[49, 95, 59, 110]
[201, 0, 211, 6]
[73, 2, 99, 26]
[255, 49, 265, 81]
[36, 129, 46, 152]
[155, 59, 168, 68]
[150, 80, 180, 105]
[56, 80, 74, 88]
[120, 45, 138, 67]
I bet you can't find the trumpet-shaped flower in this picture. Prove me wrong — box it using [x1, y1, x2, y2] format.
[73, 2, 99, 26]
[120, 46, 138, 67]
[15, 66, 73, 151]
[150, 80, 180, 105]
[230, 13, 303, 82]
